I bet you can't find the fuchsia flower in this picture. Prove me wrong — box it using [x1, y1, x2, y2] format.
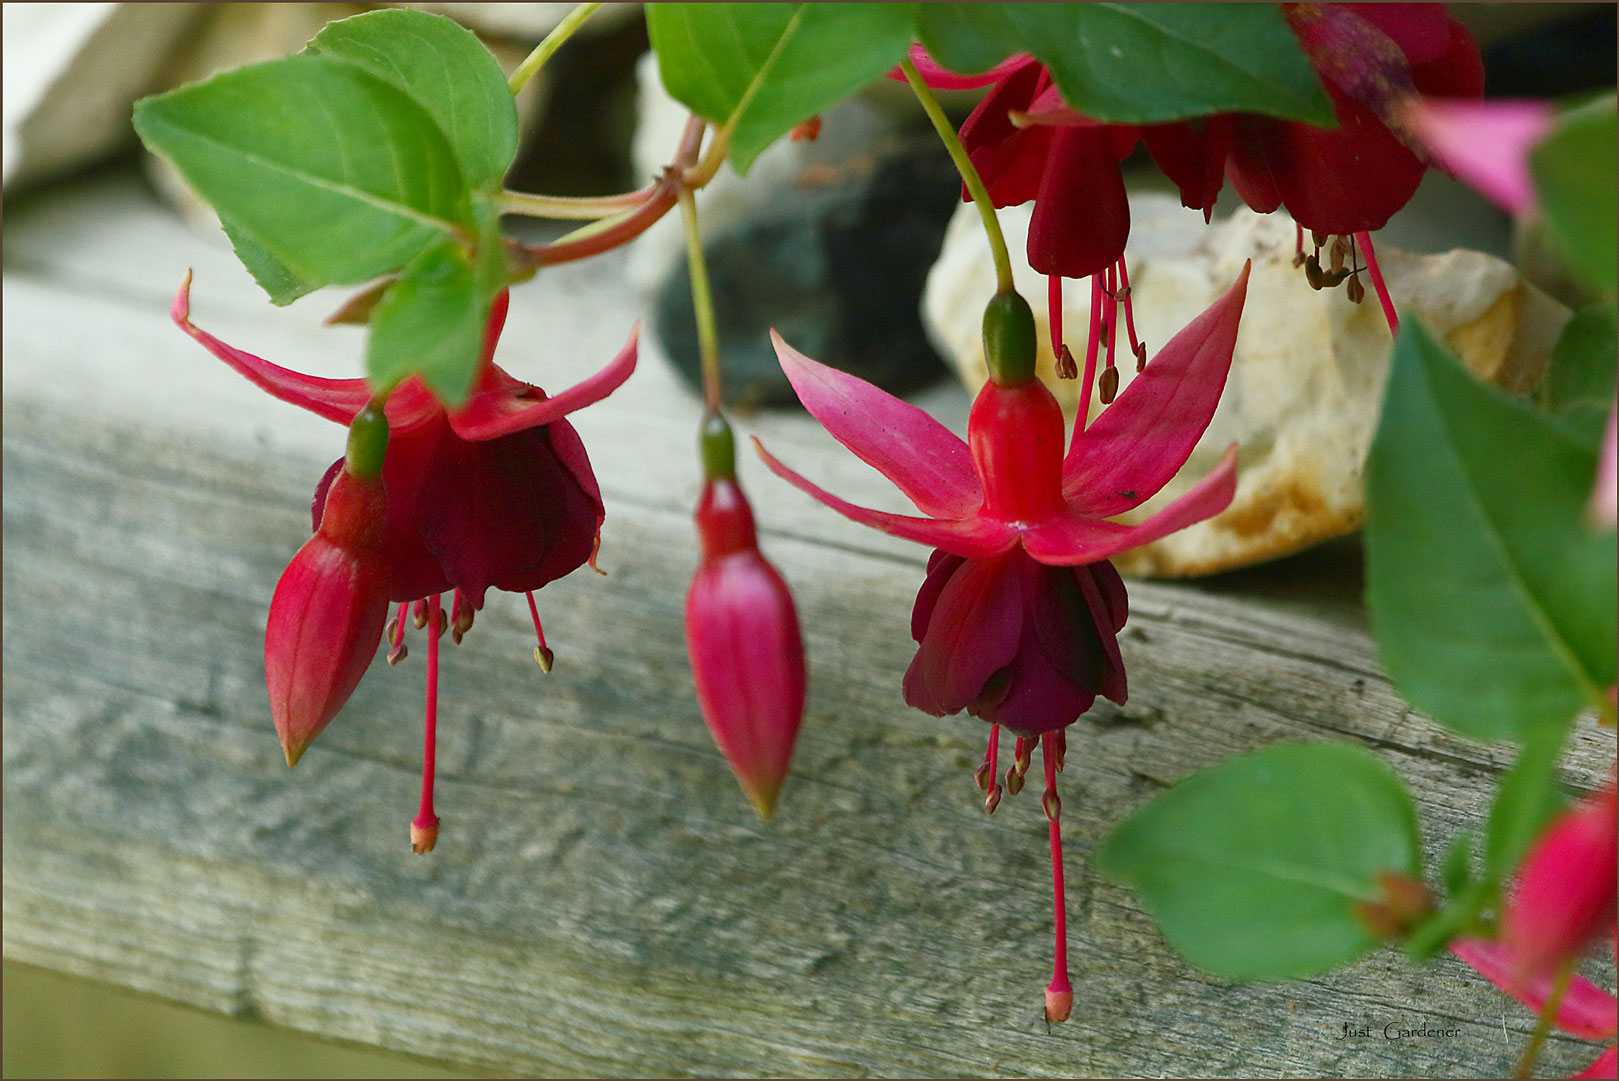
[756, 268, 1249, 1019]
[1451, 936, 1617, 1078]
[174, 273, 637, 848]
[1399, 98, 1554, 218]
[685, 417, 807, 820]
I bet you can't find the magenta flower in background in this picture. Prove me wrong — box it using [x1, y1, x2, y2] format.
[756, 267, 1249, 1019]
[1401, 97, 1555, 217]
[685, 438, 807, 821]
[174, 275, 638, 849]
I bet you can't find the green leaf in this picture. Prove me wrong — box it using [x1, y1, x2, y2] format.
[366, 210, 500, 406]
[307, 9, 519, 191]
[995, 4, 1334, 126]
[1484, 733, 1570, 882]
[134, 54, 472, 288]
[1097, 743, 1421, 980]
[647, 3, 917, 174]
[1540, 304, 1618, 447]
[1531, 95, 1617, 296]
[913, 5, 1023, 76]
[1440, 831, 1476, 898]
[1365, 320, 1617, 742]
[1403, 879, 1488, 962]
[219, 216, 318, 306]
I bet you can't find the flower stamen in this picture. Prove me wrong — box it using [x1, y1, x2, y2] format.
[450, 589, 475, 645]
[526, 591, 555, 673]
[386, 602, 410, 665]
[980, 723, 1003, 814]
[1116, 258, 1146, 372]
[1042, 731, 1073, 1024]
[411, 593, 443, 854]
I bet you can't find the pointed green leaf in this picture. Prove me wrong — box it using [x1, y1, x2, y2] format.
[1540, 303, 1618, 447]
[997, 3, 1334, 126]
[647, 3, 917, 174]
[1531, 96, 1617, 296]
[913, 5, 1024, 76]
[1098, 743, 1420, 980]
[219, 216, 318, 306]
[308, 9, 519, 191]
[1484, 733, 1570, 882]
[1365, 319, 1617, 743]
[366, 200, 504, 406]
[134, 54, 472, 288]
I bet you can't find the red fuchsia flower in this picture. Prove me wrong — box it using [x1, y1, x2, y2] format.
[173, 273, 637, 850]
[755, 269, 1249, 1020]
[685, 415, 807, 820]
[1502, 774, 1618, 987]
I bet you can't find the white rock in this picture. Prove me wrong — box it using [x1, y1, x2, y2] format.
[924, 194, 1571, 577]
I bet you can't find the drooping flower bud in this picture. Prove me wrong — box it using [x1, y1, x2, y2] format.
[685, 413, 807, 820]
[265, 405, 392, 766]
[1501, 775, 1618, 986]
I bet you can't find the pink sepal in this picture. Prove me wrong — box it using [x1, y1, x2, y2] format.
[1403, 98, 1554, 216]
[772, 330, 981, 518]
[753, 437, 1018, 558]
[449, 324, 638, 441]
[1064, 263, 1249, 515]
[1451, 938, 1618, 1041]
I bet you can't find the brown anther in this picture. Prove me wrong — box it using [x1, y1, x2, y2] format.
[386, 616, 402, 647]
[1113, 283, 1130, 303]
[1098, 366, 1120, 405]
[1005, 763, 1025, 796]
[1056, 343, 1078, 380]
[974, 761, 993, 791]
[386, 643, 409, 666]
[412, 599, 429, 629]
[984, 784, 1002, 814]
[1311, 229, 1329, 250]
[1133, 341, 1147, 372]
[451, 605, 475, 645]
[1054, 730, 1067, 773]
[534, 644, 555, 673]
[1345, 272, 1366, 305]
[1292, 250, 1307, 268]
[1013, 740, 1033, 778]
[1330, 235, 1351, 273]
[410, 819, 439, 854]
[1042, 788, 1062, 822]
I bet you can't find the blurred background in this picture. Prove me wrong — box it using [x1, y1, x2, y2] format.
[4, 2, 1613, 1076]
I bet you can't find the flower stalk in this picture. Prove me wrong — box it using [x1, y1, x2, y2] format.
[508, 2, 602, 95]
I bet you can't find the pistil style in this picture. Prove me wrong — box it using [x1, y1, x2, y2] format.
[411, 594, 443, 853]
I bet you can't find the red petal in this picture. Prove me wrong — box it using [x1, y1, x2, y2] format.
[1575, 1046, 1618, 1080]
[1451, 938, 1619, 1041]
[960, 61, 1053, 206]
[172, 272, 370, 424]
[1503, 779, 1619, 985]
[1027, 126, 1130, 279]
[1064, 263, 1249, 513]
[1029, 444, 1238, 566]
[753, 437, 1017, 558]
[773, 331, 981, 518]
[1142, 114, 1233, 216]
[448, 323, 638, 441]
[902, 550, 1024, 716]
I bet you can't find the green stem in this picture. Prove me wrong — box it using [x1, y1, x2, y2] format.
[678, 187, 722, 412]
[499, 185, 657, 221]
[508, 2, 602, 95]
[1514, 960, 1573, 1079]
[898, 55, 1013, 295]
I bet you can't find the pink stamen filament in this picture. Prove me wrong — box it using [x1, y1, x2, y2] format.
[526, 591, 550, 651]
[1295, 222, 1305, 264]
[1075, 273, 1104, 442]
[412, 593, 442, 851]
[1103, 264, 1119, 376]
[1042, 731, 1072, 1020]
[1116, 258, 1142, 360]
[984, 723, 1001, 811]
[1354, 231, 1398, 336]
[1047, 275, 1064, 365]
[392, 602, 409, 646]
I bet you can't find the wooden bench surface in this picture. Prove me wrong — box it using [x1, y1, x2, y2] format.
[4, 167, 1612, 1078]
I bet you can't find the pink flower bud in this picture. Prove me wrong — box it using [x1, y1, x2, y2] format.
[685, 474, 807, 820]
[1503, 774, 1618, 986]
[265, 466, 391, 766]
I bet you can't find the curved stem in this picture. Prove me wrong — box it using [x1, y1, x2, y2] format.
[509, 2, 602, 95]
[499, 186, 659, 221]
[1514, 960, 1573, 1079]
[898, 55, 1013, 295]
[678, 186, 723, 412]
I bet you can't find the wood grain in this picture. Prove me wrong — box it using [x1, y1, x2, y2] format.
[4, 170, 1612, 1078]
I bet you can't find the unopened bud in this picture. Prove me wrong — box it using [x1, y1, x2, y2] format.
[534, 644, 555, 673]
[985, 785, 1002, 814]
[1098, 366, 1119, 405]
[974, 761, 993, 791]
[1005, 763, 1025, 796]
[1042, 788, 1062, 822]
[1346, 272, 1366, 305]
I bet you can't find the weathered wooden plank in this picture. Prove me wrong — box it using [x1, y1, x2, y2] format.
[4, 170, 1612, 1078]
